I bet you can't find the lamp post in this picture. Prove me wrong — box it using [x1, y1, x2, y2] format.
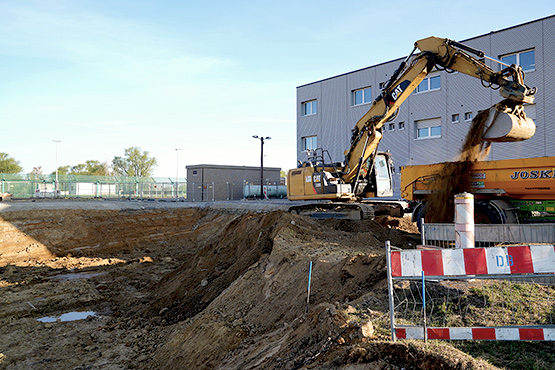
[175, 148, 181, 198]
[53, 140, 61, 197]
[252, 135, 271, 199]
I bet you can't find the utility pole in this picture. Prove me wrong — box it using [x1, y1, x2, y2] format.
[252, 135, 271, 199]
[53, 140, 61, 198]
[175, 148, 181, 198]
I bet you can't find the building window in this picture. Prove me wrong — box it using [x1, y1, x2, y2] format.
[501, 49, 535, 72]
[464, 112, 473, 121]
[352, 87, 372, 106]
[398, 121, 405, 130]
[415, 118, 442, 139]
[452, 114, 460, 123]
[416, 75, 441, 93]
[388, 122, 395, 131]
[302, 136, 317, 150]
[302, 100, 317, 116]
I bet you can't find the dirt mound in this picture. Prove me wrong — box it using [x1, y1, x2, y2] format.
[145, 211, 471, 370]
[145, 211, 288, 323]
[148, 212, 391, 369]
[0, 204, 509, 369]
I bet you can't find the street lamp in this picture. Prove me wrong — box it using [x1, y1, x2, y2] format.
[252, 135, 271, 200]
[175, 148, 181, 198]
[53, 140, 61, 197]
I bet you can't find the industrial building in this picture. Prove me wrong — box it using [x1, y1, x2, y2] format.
[296, 15, 554, 198]
[186, 164, 282, 201]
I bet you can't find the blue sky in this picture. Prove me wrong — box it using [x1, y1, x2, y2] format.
[1, 1, 553, 177]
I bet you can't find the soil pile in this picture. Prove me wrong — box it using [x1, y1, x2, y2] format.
[145, 211, 490, 370]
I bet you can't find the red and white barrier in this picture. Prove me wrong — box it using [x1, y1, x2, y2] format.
[391, 245, 555, 278]
[396, 327, 555, 341]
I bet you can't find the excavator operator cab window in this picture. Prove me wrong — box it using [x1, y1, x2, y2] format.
[374, 155, 394, 197]
[375, 156, 390, 179]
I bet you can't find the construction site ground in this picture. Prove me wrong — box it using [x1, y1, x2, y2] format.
[0, 199, 546, 369]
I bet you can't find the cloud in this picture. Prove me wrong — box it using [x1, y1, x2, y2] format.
[0, 2, 233, 80]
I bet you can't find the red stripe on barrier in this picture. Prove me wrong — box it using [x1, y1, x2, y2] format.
[463, 248, 488, 275]
[391, 251, 402, 277]
[395, 328, 406, 339]
[427, 328, 450, 340]
[508, 246, 534, 274]
[519, 328, 545, 341]
[421, 250, 444, 276]
[472, 327, 496, 340]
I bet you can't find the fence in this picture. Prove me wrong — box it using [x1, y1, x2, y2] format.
[422, 222, 555, 248]
[386, 241, 555, 342]
[1, 173, 186, 199]
[1, 173, 288, 201]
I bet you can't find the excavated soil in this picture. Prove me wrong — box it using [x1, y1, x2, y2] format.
[425, 106, 492, 223]
[0, 201, 499, 369]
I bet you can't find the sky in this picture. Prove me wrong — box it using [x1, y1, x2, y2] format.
[1, 1, 553, 178]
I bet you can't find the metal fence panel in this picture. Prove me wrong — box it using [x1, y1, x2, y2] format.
[423, 223, 555, 246]
[1, 173, 187, 199]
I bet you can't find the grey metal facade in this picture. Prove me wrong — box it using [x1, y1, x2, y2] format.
[186, 164, 281, 201]
[296, 15, 555, 199]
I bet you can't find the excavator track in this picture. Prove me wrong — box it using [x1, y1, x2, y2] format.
[288, 201, 404, 220]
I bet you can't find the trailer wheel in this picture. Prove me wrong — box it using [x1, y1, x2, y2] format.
[474, 200, 517, 224]
[412, 202, 427, 232]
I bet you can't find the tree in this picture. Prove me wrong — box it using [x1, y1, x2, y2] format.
[82, 160, 110, 176]
[112, 147, 157, 177]
[29, 166, 43, 181]
[53, 160, 110, 176]
[0, 153, 23, 173]
[56, 165, 71, 175]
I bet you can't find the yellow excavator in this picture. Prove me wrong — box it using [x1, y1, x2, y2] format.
[287, 36, 536, 219]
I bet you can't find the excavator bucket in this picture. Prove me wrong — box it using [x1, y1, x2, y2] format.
[482, 103, 536, 142]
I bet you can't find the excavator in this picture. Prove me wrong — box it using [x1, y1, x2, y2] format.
[287, 36, 536, 220]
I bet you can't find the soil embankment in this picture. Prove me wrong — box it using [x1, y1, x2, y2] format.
[0, 201, 498, 369]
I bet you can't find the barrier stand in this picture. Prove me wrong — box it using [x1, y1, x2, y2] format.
[422, 270, 427, 342]
[455, 192, 475, 248]
[386, 241, 398, 341]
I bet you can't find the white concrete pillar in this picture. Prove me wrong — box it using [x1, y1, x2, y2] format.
[455, 192, 475, 248]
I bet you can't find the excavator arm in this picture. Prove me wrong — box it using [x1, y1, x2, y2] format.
[287, 36, 536, 211]
[342, 36, 536, 185]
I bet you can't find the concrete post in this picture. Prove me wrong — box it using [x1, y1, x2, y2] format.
[455, 192, 475, 248]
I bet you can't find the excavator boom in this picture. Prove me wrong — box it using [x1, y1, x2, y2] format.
[343, 36, 536, 184]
